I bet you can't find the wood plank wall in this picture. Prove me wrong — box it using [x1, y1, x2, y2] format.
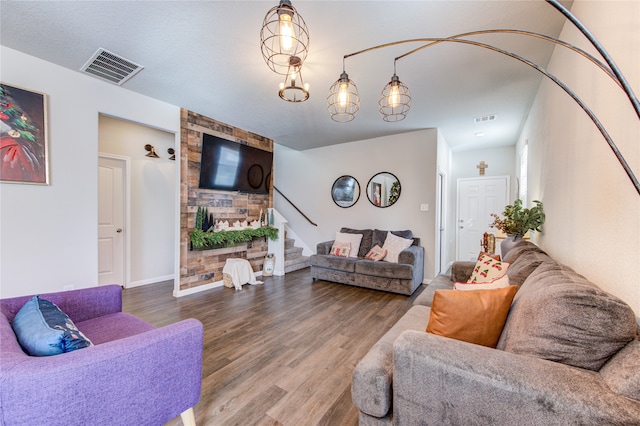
[180, 109, 274, 292]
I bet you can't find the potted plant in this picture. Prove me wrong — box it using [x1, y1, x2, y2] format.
[490, 199, 545, 257]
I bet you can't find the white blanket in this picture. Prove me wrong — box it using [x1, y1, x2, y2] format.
[222, 258, 263, 290]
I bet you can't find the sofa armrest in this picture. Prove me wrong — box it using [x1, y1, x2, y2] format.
[316, 240, 335, 255]
[393, 330, 640, 425]
[398, 245, 423, 266]
[451, 261, 475, 282]
[1, 318, 204, 425]
[0, 285, 122, 323]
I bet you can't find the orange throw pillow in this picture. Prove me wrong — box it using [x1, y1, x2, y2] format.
[426, 286, 518, 348]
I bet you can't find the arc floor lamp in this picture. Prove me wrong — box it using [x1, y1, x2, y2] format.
[327, 0, 639, 196]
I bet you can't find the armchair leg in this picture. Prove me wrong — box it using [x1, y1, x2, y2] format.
[180, 407, 196, 426]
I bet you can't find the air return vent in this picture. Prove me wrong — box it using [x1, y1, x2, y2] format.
[474, 114, 497, 124]
[80, 48, 144, 85]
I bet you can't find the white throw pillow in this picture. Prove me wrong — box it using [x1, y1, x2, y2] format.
[381, 232, 414, 263]
[454, 274, 510, 291]
[335, 231, 363, 258]
[467, 254, 510, 283]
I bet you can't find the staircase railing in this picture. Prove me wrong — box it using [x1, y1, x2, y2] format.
[274, 186, 317, 227]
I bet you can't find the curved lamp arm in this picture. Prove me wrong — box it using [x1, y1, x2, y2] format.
[337, 7, 639, 195]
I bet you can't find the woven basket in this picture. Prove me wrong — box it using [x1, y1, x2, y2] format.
[223, 273, 234, 288]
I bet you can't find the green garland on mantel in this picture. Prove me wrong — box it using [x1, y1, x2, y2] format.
[190, 226, 279, 251]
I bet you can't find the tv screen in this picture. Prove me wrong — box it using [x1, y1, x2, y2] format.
[198, 134, 273, 194]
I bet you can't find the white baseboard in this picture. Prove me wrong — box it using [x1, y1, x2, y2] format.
[128, 274, 174, 288]
[173, 280, 224, 297]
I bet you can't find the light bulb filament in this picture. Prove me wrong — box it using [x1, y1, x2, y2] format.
[339, 83, 349, 107]
[279, 13, 295, 53]
[389, 84, 400, 108]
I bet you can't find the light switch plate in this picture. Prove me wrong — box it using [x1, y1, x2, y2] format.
[420, 204, 429, 211]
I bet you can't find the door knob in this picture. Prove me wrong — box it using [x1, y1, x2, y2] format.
[116, 228, 123, 233]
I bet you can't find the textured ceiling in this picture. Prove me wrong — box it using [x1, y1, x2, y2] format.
[0, 1, 573, 151]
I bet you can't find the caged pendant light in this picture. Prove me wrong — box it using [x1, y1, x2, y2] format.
[379, 63, 411, 122]
[327, 61, 360, 122]
[260, 0, 310, 75]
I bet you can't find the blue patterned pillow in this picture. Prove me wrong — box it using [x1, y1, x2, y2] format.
[11, 295, 94, 356]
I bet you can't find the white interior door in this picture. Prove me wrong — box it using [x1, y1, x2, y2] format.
[456, 176, 509, 261]
[98, 156, 126, 286]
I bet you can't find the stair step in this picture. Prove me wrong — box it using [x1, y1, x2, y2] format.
[285, 246, 303, 257]
[284, 255, 310, 273]
[284, 238, 296, 249]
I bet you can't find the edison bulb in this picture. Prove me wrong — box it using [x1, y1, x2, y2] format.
[279, 13, 295, 53]
[388, 84, 400, 108]
[338, 83, 349, 107]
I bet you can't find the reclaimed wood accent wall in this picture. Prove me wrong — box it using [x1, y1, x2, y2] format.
[180, 109, 273, 292]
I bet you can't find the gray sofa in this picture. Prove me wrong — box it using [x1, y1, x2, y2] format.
[310, 228, 424, 295]
[352, 241, 640, 425]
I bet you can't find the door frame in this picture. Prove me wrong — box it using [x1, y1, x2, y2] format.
[98, 153, 131, 288]
[435, 170, 447, 275]
[456, 175, 510, 261]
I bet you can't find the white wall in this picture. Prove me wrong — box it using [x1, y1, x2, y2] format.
[516, 1, 639, 312]
[98, 115, 176, 287]
[0, 47, 180, 298]
[274, 129, 440, 280]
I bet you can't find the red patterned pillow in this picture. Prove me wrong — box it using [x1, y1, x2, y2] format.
[468, 254, 509, 283]
[365, 245, 387, 261]
[330, 241, 351, 257]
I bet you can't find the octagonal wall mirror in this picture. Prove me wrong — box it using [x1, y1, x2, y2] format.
[331, 175, 360, 208]
[367, 172, 401, 208]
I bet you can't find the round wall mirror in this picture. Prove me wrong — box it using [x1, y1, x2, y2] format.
[331, 175, 360, 208]
[367, 172, 401, 208]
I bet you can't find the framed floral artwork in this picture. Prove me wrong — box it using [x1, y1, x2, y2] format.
[1, 83, 49, 184]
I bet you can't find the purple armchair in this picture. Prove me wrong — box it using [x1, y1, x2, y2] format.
[0, 285, 203, 426]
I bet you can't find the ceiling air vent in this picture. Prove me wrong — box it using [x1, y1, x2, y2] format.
[474, 114, 497, 124]
[80, 48, 144, 85]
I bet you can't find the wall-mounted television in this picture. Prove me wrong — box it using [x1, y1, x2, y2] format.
[198, 133, 273, 194]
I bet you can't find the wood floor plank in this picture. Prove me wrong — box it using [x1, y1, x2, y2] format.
[123, 268, 423, 426]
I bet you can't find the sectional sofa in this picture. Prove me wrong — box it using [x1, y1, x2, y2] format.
[352, 241, 640, 424]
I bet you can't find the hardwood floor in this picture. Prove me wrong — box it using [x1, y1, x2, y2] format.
[123, 268, 424, 426]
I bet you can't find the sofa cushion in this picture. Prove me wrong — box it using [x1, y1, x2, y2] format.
[12, 296, 94, 356]
[309, 254, 357, 273]
[76, 312, 156, 345]
[497, 262, 637, 371]
[503, 240, 547, 264]
[335, 231, 363, 258]
[355, 259, 413, 280]
[372, 229, 412, 249]
[505, 250, 551, 286]
[340, 228, 373, 257]
[426, 286, 518, 348]
[381, 232, 414, 263]
[600, 337, 640, 401]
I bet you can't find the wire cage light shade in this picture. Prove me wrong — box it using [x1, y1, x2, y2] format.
[260, 0, 310, 75]
[327, 71, 360, 122]
[278, 56, 309, 102]
[379, 74, 411, 122]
